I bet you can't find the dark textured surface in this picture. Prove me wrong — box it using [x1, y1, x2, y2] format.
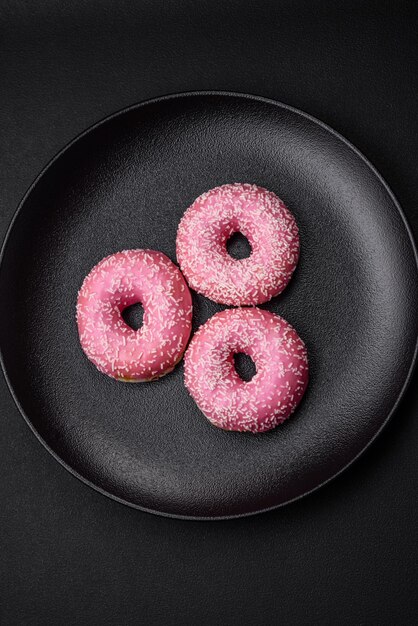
[1, 0, 418, 623]
[1, 93, 416, 519]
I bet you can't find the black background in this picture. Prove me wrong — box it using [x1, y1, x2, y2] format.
[1, 1, 417, 624]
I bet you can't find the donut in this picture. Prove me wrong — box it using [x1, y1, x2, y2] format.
[176, 183, 300, 306]
[76, 250, 192, 382]
[184, 308, 308, 433]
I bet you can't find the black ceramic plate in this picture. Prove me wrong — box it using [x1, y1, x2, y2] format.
[0, 92, 417, 519]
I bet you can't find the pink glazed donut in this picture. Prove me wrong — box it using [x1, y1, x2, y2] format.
[176, 183, 300, 305]
[76, 250, 192, 381]
[184, 308, 308, 433]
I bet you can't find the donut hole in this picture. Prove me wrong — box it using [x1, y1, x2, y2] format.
[233, 352, 257, 382]
[122, 302, 144, 331]
[226, 232, 252, 260]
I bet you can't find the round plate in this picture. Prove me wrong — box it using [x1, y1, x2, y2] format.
[0, 93, 417, 519]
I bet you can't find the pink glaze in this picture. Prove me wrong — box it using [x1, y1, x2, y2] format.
[176, 183, 300, 306]
[184, 308, 308, 433]
[76, 250, 192, 381]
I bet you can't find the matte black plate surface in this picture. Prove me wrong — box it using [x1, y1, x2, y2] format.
[0, 93, 417, 519]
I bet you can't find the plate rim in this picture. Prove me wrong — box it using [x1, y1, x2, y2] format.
[1, 90, 417, 521]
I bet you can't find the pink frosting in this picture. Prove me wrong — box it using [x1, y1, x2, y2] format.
[176, 183, 299, 306]
[184, 308, 308, 433]
[76, 250, 192, 381]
